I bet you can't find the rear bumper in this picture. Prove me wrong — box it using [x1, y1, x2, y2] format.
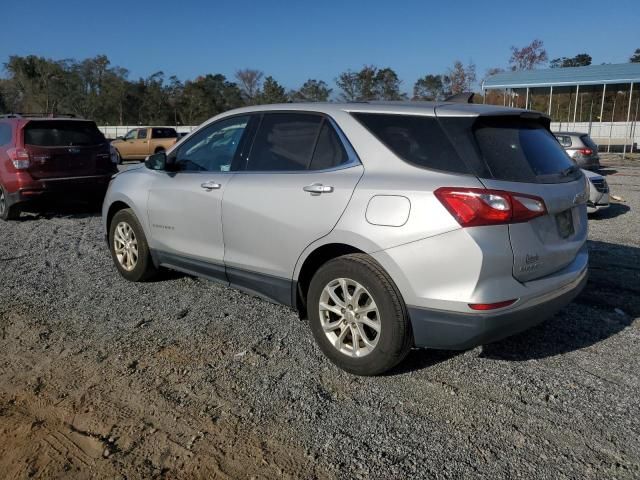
[407, 262, 588, 350]
[577, 157, 601, 170]
[6, 174, 112, 207]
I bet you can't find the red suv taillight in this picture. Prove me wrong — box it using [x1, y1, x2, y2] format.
[7, 148, 30, 169]
[578, 148, 593, 155]
[434, 187, 547, 227]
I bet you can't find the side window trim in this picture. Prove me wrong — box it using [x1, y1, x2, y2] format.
[237, 111, 361, 174]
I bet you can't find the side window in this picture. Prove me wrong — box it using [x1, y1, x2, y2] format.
[555, 135, 571, 147]
[124, 129, 137, 140]
[137, 128, 148, 139]
[246, 113, 322, 171]
[309, 121, 348, 170]
[173, 115, 249, 172]
[0, 124, 12, 146]
[152, 128, 177, 139]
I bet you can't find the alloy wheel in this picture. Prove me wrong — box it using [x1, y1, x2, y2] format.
[113, 221, 138, 271]
[319, 277, 381, 358]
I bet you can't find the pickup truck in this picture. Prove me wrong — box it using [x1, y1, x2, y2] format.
[111, 127, 178, 162]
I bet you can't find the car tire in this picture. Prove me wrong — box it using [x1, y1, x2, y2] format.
[307, 253, 412, 376]
[0, 184, 20, 221]
[109, 208, 158, 282]
[154, 147, 165, 154]
[115, 150, 123, 165]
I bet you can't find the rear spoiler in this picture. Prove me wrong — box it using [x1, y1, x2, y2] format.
[444, 92, 474, 103]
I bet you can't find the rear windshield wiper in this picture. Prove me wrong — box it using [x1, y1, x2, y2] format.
[560, 165, 579, 177]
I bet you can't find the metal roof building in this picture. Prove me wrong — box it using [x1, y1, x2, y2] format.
[482, 63, 640, 154]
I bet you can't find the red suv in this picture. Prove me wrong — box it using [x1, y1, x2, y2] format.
[0, 114, 117, 220]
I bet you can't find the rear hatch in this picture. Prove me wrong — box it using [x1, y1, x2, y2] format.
[438, 111, 588, 283]
[22, 120, 112, 179]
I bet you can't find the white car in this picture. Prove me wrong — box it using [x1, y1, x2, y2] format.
[582, 169, 610, 213]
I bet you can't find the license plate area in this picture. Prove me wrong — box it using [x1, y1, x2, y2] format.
[556, 209, 575, 238]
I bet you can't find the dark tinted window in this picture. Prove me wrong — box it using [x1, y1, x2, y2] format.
[152, 127, 177, 139]
[309, 122, 348, 170]
[246, 113, 322, 171]
[137, 128, 148, 139]
[352, 113, 470, 174]
[0, 124, 12, 146]
[174, 115, 249, 172]
[24, 121, 105, 146]
[474, 118, 576, 182]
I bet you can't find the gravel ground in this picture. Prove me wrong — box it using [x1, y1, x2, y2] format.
[1, 155, 639, 479]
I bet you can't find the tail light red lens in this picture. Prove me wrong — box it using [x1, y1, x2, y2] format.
[579, 148, 593, 155]
[469, 299, 517, 310]
[434, 187, 547, 227]
[6, 148, 30, 169]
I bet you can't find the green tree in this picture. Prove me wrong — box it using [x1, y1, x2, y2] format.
[413, 74, 444, 100]
[336, 66, 405, 101]
[290, 79, 332, 102]
[259, 76, 288, 104]
[550, 53, 592, 68]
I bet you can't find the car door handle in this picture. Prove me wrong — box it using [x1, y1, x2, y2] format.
[303, 183, 334, 195]
[201, 181, 221, 190]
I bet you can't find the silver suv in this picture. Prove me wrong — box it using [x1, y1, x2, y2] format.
[554, 132, 601, 170]
[103, 102, 589, 375]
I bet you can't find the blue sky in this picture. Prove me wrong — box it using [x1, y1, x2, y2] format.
[2, 0, 639, 93]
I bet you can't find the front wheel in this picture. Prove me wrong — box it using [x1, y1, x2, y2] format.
[0, 184, 20, 221]
[109, 208, 158, 281]
[307, 254, 412, 375]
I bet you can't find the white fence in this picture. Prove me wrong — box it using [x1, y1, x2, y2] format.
[98, 125, 197, 139]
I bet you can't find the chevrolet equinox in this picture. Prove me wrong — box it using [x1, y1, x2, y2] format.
[103, 102, 588, 375]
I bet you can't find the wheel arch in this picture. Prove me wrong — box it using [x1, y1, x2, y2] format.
[294, 242, 367, 318]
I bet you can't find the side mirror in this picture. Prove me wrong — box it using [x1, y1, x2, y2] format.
[115, 136, 124, 141]
[145, 151, 167, 171]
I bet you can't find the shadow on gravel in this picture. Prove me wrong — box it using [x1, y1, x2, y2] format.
[481, 240, 639, 362]
[17, 200, 102, 220]
[589, 203, 631, 220]
[597, 168, 618, 176]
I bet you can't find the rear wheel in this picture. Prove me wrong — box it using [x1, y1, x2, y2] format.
[109, 208, 158, 281]
[0, 185, 20, 221]
[307, 254, 412, 375]
[154, 147, 165, 154]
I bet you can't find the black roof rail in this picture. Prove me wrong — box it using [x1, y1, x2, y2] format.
[0, 112, 78, 119]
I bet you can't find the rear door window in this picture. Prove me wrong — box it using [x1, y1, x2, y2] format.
[352, 113, 471, 174]
[24, 121, 105, 147]
[137, 128, 148, 139]
[473, 117, 578, 183]
[245, 113, 322, 171]
[152, 127, 177, 139]
[309, 121, 349, 170]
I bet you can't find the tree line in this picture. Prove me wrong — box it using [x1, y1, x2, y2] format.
[1, 43, 638, 125]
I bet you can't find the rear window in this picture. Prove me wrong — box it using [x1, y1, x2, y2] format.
[152, 127, 177, 139]
[473, 117, 577, 182]
[352, 113, 470, 174]
[24, 121, 105, 147]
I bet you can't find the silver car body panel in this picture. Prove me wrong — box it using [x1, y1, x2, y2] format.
[103, 101, 589, 349]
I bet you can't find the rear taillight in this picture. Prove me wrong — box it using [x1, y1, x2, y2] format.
[434, 187, 547, 227]
[578, 148, 593, 155]
[7, 148, 30, 169]
[469, 299, 517, 310]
